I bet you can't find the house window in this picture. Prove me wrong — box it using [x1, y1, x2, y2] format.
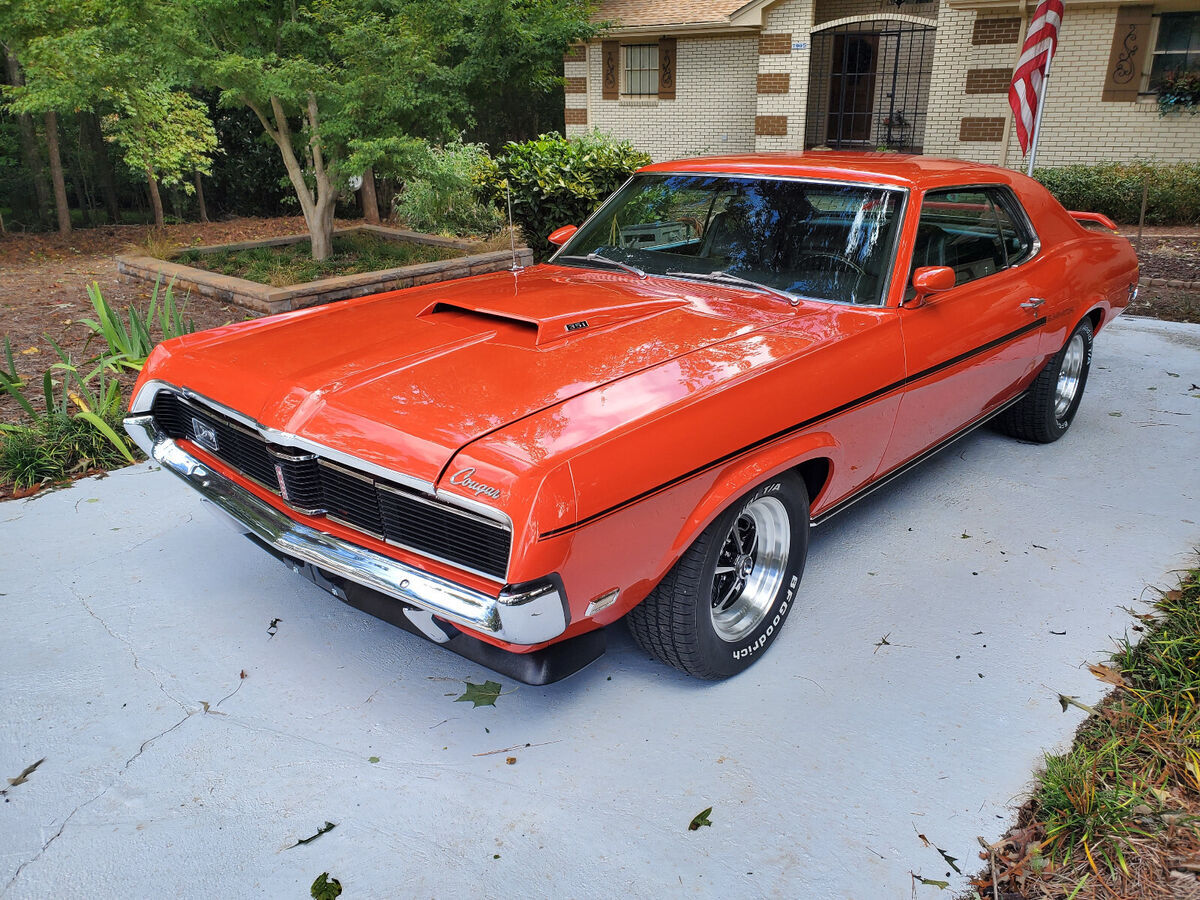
[624, 44, 659, 96]
[1150, 12, 1200, 84]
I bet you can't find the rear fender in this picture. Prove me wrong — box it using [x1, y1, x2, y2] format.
[667, 432, 839, 559]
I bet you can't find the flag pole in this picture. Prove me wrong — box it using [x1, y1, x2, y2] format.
[1026, 47, 1054, 176]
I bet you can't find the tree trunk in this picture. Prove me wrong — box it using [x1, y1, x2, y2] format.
[247, 95, 338, 261]
[44, 111, 71, 234]
[82, 112, 120, 225]
[145, 166, 164, 227]
[361, 166, 381, 224]
[194, 172, 209, 223]
[3, 51, 53, 226]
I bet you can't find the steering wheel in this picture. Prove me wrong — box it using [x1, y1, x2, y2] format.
[794, 252, 868, 279]
[791, 252, 869, 301]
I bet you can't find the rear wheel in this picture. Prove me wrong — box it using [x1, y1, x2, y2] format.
[626, 474, 809, 679]
[996, 318, 1094, 443]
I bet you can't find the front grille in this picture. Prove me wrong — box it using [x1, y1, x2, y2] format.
[149, 390, 511, 579]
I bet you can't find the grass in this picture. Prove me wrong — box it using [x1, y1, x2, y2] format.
[976, 565, 1200, 898]
[175, 231, 463, 287]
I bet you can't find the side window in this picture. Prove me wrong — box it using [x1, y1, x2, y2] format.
[989, 188, 1036, 266]
[910, 189, 1006, 287]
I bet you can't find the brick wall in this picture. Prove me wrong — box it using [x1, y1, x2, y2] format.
[568, 34, 759, 161]
[964, 67, 1011, 94]
[924, 0, 1200, 167]
[970, 16, 1020, 46]
[757, 73, 791, 94]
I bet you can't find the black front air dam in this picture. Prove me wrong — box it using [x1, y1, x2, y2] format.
[250, 535, 607, 685]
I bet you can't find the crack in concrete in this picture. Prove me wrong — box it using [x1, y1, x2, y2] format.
[74, 590, 190, 715]
[3, 709, 195, 893]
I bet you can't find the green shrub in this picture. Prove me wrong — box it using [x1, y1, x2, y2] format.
[0, 335, 137, 489]
[1, 411, 133, 489]
[1033, 162, 1200, 226]
[392, 141, 504, 238]
[480, 131, 652, 256]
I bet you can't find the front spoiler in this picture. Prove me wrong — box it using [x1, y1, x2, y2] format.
[123, 414, 569, 646]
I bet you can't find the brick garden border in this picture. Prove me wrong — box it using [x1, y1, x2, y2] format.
[116, 224, 534, 315]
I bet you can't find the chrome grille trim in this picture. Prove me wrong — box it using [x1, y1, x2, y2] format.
[138, 381, 513, 581]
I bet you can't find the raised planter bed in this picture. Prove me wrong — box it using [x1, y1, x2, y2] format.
[116, 224, 533, 315]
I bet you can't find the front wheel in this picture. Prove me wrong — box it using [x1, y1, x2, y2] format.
[626, 473, 809, 679]
[996, 317, 1094, 443]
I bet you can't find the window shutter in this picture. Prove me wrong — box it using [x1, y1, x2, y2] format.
[602, 41, 619, 99]
[658, 37, 677, 99]
[1102, 6, 1153, 101]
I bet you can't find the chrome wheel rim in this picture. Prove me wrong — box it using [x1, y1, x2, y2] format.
[1054, 334, 1086, 420]
[711, 496, 790, 642]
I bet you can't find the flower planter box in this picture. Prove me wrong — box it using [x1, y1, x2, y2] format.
[116, 224, 533, 316]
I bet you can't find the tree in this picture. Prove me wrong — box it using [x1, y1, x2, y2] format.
[101, 86, 217, 226]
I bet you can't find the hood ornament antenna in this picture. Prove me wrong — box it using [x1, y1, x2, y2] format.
[506, 182, 524, 275]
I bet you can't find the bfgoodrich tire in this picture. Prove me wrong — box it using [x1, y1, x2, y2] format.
[626, 473, 809, 679]
[997, 317, 1094, 444]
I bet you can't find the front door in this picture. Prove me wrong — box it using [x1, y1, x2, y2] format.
[879, 187, 1047, 474]
[827, 33, 878, 146]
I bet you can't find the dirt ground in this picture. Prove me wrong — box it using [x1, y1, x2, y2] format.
[1, 218, 1197, 424]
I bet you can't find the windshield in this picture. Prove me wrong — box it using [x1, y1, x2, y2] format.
[554, 174, 905, 306]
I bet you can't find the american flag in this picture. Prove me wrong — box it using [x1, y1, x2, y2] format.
[1009, 0, 1065, 155]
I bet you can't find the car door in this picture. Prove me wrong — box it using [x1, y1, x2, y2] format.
[878, 186, 1045, 474]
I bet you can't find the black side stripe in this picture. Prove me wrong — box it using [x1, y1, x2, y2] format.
[538, 316, 1045, 539]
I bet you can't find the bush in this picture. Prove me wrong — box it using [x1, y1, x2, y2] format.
[0, 334, 137, 489]
[1, 412, 133, 489]
[1034, 162, 1200, 226]
[481, 131, 652, 256]
[392, 141, 504, 238]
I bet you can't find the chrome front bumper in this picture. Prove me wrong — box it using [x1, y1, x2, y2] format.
[124, 415, 568, 645]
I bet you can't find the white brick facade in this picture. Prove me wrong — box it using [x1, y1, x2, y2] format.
[575, 0, 1200, 168]
[566, 35, 759, 161]
[924, 0, 1200, 166]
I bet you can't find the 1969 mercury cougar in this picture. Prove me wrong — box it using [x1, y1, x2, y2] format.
[124, 154, 1137, 683]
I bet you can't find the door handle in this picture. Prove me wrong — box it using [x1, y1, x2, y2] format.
[1020, 297, 1045, 309]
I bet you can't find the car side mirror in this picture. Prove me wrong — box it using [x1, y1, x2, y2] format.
[906, 265, 956, 306]
[548, 224, 578, 247]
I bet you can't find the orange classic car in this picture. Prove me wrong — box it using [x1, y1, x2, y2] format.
[124, 153, 1137, 683]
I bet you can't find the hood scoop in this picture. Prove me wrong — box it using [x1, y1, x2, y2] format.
[423, 302, 540, 346]
[419, 294, 686, 347]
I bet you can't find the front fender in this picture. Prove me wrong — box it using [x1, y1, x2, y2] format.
[666, 432, 839, 559]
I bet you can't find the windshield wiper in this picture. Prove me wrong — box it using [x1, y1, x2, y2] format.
[665, 269, 799, 305]
[559, 252, 647, 279]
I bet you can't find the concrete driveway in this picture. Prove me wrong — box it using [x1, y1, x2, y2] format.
[2, 315, 1199, 899]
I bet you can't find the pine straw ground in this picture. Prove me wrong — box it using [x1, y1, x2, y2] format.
[968, 567, 1200, 900]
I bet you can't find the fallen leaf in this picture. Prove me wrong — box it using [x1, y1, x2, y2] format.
[455, 680, 502, 708]
[310, 872, 342, 900]
[5, 758, 45, 789]
[239, 669, 247, 679]
[1088, 662, 1127, 687]
[291, 821, 337, 848]
[688, 807, 713, 831]
[960, 532, 970, 539]
[936, 846, 961, 874]
[19, 346, 38, 355]
[368, 756, 380, 764]
[505, 757, 516, 765]
[1108, 411, 1122, 417]
[914, 874, 949, 889]
[1050, 630, 1066, 635]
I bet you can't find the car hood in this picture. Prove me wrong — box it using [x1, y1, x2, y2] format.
[145, 266, 788, 487]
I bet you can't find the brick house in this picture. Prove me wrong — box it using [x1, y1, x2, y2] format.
[563, 0, 1200, 167]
